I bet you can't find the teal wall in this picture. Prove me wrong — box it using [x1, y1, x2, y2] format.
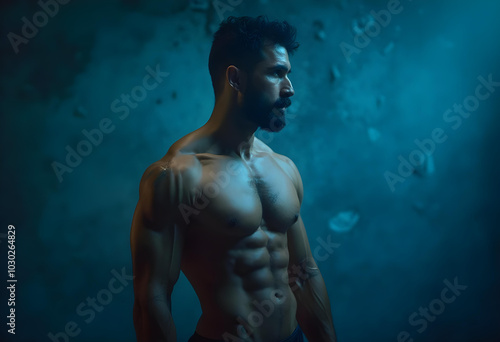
[1, 0, 499, 341]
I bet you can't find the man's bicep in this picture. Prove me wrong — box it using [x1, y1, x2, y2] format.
[131, 212, 183, 342]
[131, 164, 187, 305]
[287, 214, 317, 270]
[284, 156, 318, 272]
[282, 155, 303, 204]
[131, 218, 184, 305]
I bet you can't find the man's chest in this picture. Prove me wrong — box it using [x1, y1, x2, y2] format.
[184, 155, 300, 236]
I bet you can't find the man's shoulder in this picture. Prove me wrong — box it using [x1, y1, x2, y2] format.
[254, 138, 292, 167]
[254, 138, 303, 202]
[253, 137, 275, 154]
[139, 151, 202, 202]
[135, 151, 203, 225]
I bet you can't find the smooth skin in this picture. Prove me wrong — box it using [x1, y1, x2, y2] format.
[131, 42, 337, 342]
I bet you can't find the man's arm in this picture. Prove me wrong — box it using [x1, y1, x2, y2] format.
[130, 162, 188, 342]
[285, 158, 337, 342]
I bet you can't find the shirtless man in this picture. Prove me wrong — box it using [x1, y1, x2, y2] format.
[130, 16, 337, 342]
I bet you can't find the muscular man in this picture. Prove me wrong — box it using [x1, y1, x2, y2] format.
[130, 16, 337, 342]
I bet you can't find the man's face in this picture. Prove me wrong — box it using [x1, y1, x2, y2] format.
[241, 43, 295, 132]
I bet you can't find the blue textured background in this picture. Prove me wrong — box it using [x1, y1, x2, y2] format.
[1, 0, 499, 341]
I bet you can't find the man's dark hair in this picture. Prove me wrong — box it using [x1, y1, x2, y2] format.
[208, 15, 299, 97]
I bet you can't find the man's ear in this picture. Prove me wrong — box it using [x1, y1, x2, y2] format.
[226, 65, 246, 92]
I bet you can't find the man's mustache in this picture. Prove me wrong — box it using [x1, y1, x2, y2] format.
[275, 98, 292, 109]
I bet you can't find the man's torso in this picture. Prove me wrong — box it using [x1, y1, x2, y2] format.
[155, 136, 301, 341]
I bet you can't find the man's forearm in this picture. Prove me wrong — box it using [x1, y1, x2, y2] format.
[134, 299, 177, 342]
[291, 267, 337, 342]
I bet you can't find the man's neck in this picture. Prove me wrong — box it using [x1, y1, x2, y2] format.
[203, 99, 258, 160]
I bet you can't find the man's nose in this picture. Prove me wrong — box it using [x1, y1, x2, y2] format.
[281, 77, 294, 97]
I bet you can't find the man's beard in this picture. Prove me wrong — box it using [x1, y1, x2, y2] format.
[243, 93, 292, 132]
